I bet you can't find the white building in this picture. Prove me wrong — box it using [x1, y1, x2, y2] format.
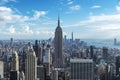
[0, 61, 3, 78]
[11, 51, 19, 71]
[25, 45, 37, 80]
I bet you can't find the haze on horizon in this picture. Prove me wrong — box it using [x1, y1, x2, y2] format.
[0, 0, 120, 39]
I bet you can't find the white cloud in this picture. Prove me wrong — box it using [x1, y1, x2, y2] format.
[0, 0, 16, 5]
[0, 6, 12, 12]
[0, 6, 48, 24]
[0, 6, 30, 23]
[118, 1, 120, 5]
[91, 5, 101, 9]
[8, 25, 16, 34]
[33, 10, 47, 20]
[86, 14, 120, 28]
[3, 0, 16, 2]
[0, 6, 50, 39]
[24, 26, 33, 34]
[67, 0, 73, 5]
[66, 13, 120, 39]
[116, 1, 120, 12]
[116, 6, 120, 11]
[70, 5, 80, 11]
[67, 1, 73, 5]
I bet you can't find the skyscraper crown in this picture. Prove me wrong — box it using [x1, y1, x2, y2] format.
[28, 45, 36, 56]
[29, 45, 34, 52]
[56, 16, 62, 31]
[12, 51, 18, 57]
[58, 16, 60, 27]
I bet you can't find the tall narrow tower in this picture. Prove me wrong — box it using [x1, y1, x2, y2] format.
[54, 17, 63, 68]
[25, 45, 37, 80]
[11, 51, 19, 71]
[10, 51, 19, 80]
[114, 38, 117, 45]
[72, 32, 73, 42]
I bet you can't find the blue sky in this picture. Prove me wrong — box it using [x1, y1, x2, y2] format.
[0, 0, 120, 39]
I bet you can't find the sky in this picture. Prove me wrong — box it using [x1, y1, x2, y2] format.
[0, 0, 120, 39]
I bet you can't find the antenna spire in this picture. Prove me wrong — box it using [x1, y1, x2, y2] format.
[58, 15, 60, 27]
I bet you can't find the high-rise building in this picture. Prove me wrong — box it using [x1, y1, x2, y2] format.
[33, 40, 43, 65]
[25, 45, 37, 80]
[116, 56, 120, 76]
[70, 58, 94, 80]
[33, 40, 41, 58]
[43, 44, 51, 63]
[19, 71, 25, 80]
[11, 51, 19, 71]
[10, 71, 19, 80]
[71, 32, 73, 42]
[90, 45, 94, 59]
[37, 65, 45, 80]
[102, 47, 108, 62]
[33, 40, 39, 57]
[0, 61, 3, 78]
[10, 51, 19, 80]
[54, 17, 63, 68]
[64, 35, 67, 43]
[10, 38, 13, 47]
[51, 68, 58, 80]
[114, 38, 117, 45]
[43, 44, 51, 77]
[104, 64, 114, 80]
[0, 48, 2, 60]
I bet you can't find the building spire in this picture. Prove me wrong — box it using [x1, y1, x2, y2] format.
[58, 15, 60, 27]
[72, 32, 73, 41]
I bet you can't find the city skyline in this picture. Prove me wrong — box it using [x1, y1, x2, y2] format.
[0, 0, 120, 39]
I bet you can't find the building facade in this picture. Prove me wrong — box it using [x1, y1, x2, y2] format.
[25, 45, 37, 80]
[70, 59, 94, 80]
[11, 51, 19, 71]
[0, 61, 3, 78]
[37, 65, 45, 80]
[43, 44, 51, 76]
[54, 17, 63, 68]
[116, 56, 120, 77]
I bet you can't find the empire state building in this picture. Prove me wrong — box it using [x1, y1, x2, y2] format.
[54, 17, 63, 68]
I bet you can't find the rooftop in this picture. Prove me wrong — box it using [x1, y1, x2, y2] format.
[70, 58, 93, 63]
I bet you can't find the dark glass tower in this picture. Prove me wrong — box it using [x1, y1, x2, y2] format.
[116, 56, 120, 76]
[54, 17, 63, 68]
[114, 38, 117, 45]
[72, 32, 73, 42]
[103, 47, 108, 63]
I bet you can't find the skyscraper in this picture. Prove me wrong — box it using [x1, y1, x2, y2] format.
[37, 65, 45, 80]
[33, 40, 39, 57]
[43, 44, 51, 77]
[116, 56, 120, 77]
[10, 51, 19, 80]
[90, 45, 94, 59]
[0, 61, 3, 78]
[25, 45, 37, 80]
[10, 38, 13, 47]
[10, 71, 19, 80]
[114, 38, 117, 45]
[19, 71, 25, 80]
[51, 69, 58, 80]
[102, 47, 108, 62]
[71, 32, 73, 42]
[11, 51, 19, 71]
[10, 52, 19, 80]
[70, 58, 94, 80]
[54, 17, 63, 68]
